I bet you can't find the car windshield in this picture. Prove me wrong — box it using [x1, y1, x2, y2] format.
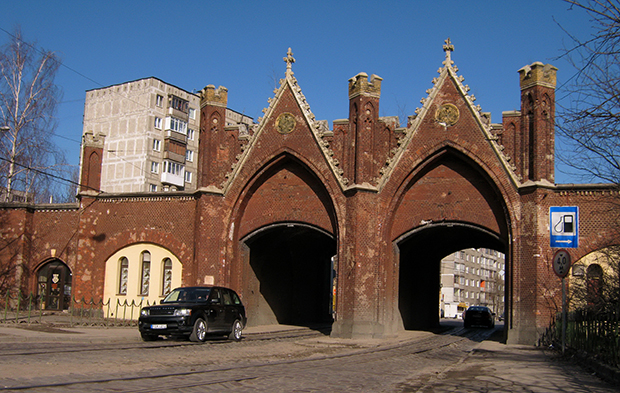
[162, 288, 211, 303]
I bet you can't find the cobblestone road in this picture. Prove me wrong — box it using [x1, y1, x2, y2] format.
[0, 322, 617, 392]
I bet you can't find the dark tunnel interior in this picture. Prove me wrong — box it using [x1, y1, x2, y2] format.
[247, 224, 336, 327]
[398, 223, 506, 330]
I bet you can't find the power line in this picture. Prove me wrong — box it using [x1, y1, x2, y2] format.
[0, 26, 164, 117]
[0, 156, 100, 192]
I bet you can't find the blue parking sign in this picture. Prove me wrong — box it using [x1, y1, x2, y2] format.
[550, 207, 579, 248]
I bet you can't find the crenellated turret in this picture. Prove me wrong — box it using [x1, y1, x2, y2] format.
[502, 62, 557, 184]
[346, 73, 383, 186]
[198, 85, 229, 188]
[79, 131, 105, 194]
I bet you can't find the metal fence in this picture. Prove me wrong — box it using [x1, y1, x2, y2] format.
[1, 290, 157, 327]
[540, 309, 620, 368]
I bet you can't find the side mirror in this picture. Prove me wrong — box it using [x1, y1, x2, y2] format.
[211, 298, 221, 305]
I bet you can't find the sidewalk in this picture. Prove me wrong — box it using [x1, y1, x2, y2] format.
[413, 339, 620, 392]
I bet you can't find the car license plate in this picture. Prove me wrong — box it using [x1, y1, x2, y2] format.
[151, 324, 167, 329]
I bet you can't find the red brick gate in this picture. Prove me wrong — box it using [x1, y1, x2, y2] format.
[1, 45, 618, 344]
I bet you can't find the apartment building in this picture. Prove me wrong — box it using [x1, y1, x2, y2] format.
[440, 248, 505, 318]
[81, 77, 253, 193]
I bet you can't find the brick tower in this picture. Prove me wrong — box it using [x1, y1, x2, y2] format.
[517, 62, 557, 183]
[346, 72, 383, 185]
[198, 85, 229, 188]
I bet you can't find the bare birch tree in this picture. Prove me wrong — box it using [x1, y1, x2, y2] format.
[557, 1, 620, 312]
[557, 0, 620, 186]
[0, 27, 66, 203]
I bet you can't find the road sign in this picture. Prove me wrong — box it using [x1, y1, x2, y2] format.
[552, 249, 571, 278]
[550, 206, 579, 248]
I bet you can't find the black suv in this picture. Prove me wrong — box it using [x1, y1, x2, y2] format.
[462, 305, 495, 329]
[138, 286, 247, 342]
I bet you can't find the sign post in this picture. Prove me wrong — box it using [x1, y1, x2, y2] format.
[550, 207, 579, 248]
[553, 249, 571, 354]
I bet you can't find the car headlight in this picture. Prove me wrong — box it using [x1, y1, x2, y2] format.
[174, 308, 191, 316]
[140, 308, 150, 317]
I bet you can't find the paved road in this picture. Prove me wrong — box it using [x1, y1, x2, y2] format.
[0, 321, 617, 392]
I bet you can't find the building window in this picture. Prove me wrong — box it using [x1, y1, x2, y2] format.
[153, 139, 161, 151]
[149, 184, 157, 192]
[162, 258, 173, 296]
[156, 94, 163, 107]
[154, 117, 162, 129]
[188, 108, 196, 119]
[187, 129, 195, 140]
[140, 251, 151, 296]
[165, 116, 188, 135]
[185, 150, 194, 162]
[184, 171, 192, 183]
[118, 257, 129, 295]
[150, 161, 159, 173]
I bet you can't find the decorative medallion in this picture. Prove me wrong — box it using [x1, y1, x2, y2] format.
[435, 103, 459, 126]
[276, 112, 296, 134]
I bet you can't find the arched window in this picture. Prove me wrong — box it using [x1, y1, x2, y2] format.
[140, 251, 151, 296]
[119, 257, 129, 295]
[162, 258, 173, 296]
[586, 264, 603, 306]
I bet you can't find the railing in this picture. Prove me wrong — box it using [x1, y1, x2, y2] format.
[0, 290, 157, 327]
[539, 310, 620, 369]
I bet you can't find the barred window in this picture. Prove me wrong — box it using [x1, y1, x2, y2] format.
[162, 258, 173, 296]
[119, 257, 129, 295]
[140, 251, 151, 296]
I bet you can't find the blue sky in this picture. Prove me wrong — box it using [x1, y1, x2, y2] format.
[2, 1, 594, 184]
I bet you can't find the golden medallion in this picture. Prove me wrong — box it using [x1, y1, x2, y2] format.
[435, 103, 459, 126]
[276, 112, 296, 134]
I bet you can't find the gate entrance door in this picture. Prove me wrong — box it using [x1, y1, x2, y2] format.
[37, 260, 72, 310]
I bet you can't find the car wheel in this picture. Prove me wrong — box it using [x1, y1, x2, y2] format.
[464, 322, 470, 328]
[228, 319, 243, 341]
[189, 318, 207, 342]
[141, 333, 158, 341]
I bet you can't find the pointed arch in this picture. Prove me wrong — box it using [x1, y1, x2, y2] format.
[388, 144, 512, 244]
[232, 151, 339, 241]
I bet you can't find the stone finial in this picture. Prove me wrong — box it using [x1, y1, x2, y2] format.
[443, 38, 454, 66]
[518, 62, 558, 90]
[348, 73, 383, 99]
[284, 47, 295, 77]
[200, 84, 228, 107]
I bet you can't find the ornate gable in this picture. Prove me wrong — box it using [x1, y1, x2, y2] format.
[219, 48, 348, 193]
[377, 39, 519, 189]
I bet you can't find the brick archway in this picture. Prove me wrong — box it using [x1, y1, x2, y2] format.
[386, 147, 512, 332]
[239, 223, 336, 328]
[396, 222, 506, 330]
[226, 153, 339, 323]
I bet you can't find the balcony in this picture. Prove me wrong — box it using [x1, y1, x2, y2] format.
[168, 106, 189, 121]
[163, 150, 185, 163]
[165, 129, 187, 143]
[161, 160, 185, 188]
[161, 171, 184, 188]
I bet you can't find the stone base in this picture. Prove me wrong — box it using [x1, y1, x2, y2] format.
[331, 320, 389, 339]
